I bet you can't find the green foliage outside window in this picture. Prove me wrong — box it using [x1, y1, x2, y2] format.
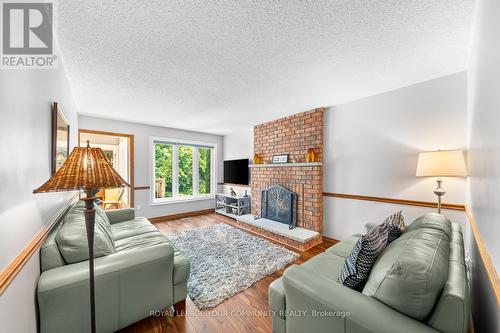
[178, 146, 193, 196]
[155, 144, 172, 198]
[154, 142, 212, 199]
[199, 148, 211, 194]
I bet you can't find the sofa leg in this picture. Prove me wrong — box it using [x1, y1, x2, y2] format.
[173, 299, 186, 316]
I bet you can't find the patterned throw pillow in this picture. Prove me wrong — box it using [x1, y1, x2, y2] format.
[385, 210, 405, 244]
[338, 222, 389, 288]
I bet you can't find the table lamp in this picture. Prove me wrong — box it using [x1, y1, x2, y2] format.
[34, 141, 129, 333]
[416, 150, 467, 213]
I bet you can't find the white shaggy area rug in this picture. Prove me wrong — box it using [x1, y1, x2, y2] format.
[165, 223, 299, 310]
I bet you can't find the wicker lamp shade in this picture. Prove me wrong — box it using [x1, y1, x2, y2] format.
[34, 142, 129, 193]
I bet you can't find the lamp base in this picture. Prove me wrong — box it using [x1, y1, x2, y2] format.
[433, 178, 446, 214]
[83, 190, 97, 333]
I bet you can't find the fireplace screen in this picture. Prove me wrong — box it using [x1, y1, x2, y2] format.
[261, 185, 297, 229]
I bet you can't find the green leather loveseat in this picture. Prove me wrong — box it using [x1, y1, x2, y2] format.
[37, 201, 190, 333]
[269, 213, 469, 333]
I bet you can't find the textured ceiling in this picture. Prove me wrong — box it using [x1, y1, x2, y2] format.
[56, 0, 475, 135]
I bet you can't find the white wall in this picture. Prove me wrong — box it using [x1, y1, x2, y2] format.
[78, 116, 224, 218]
[223, 128, 253, 161]
[220, 129, 254, 197]
[467, 0, 500, 331]
[468, 0, 500, 275]
[323, 72, 469, 240]
[0, 65, 79, 332]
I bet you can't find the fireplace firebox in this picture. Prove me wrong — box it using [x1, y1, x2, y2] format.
[260, 185, 297, 229]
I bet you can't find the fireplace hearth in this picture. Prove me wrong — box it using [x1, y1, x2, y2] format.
[260, 185, 297, 229]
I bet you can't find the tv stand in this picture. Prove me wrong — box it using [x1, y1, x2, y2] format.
[215, 193, 251, 218]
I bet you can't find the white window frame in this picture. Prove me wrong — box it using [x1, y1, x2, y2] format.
[150, 136, 217, 205]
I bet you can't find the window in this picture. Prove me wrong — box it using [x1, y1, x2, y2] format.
[152, 138, 216, 203]
[178, 146, 193, 196]
[198, 147, 211, 195]
[154, 143, 173, 198]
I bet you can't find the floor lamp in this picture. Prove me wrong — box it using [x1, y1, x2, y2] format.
[416, 150, 467, 214]
[34, 141, 129, 333]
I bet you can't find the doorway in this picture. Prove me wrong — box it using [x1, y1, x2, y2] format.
[79, 129, 134, 209]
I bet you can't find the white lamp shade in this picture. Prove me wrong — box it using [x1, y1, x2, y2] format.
[416, 150, 468, 177]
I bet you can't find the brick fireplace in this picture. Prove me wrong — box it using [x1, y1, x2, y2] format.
[236, 108, 324, 251]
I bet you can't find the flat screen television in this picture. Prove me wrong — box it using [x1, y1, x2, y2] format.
[223, 159, 249, 185]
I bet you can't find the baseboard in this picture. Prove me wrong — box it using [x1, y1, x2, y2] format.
[149, 209, 215, 223]
[322, 235, 339, 244]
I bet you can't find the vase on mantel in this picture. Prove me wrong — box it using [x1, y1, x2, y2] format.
[306, 148, 316, 163]
[253, 153, 262, 164]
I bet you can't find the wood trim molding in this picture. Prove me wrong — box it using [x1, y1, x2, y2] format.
[133, 186, 150, 190]
[0, 193, 78, 294]
[78, 129, 135, 207]
[464, 206, 500, 305]
[322, 235, 339, 244]
[149, 209, 215, 224]
[323, 192, 466, 211]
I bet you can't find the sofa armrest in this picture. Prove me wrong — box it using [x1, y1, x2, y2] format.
[282, 265, 439, 333]
[105, 208, 135, 224]
[38, 243, 174, 333]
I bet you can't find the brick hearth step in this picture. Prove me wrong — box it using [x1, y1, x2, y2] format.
[235, 214, 319, 243]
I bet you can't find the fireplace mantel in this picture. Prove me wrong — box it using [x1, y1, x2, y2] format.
[249, 162, 322, 168]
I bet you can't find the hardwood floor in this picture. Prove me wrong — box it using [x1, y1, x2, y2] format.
[119, 213, 336, 333]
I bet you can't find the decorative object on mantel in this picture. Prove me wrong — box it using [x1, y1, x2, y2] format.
[253, 153, 263, 164]
[51, 102, 70, 175]
[243, 189, 248, 197]
[416, 150, 468, 213]
[33, 141, 130, 333]
[306, 148, 316, 163]
[272, 154, 289, 164]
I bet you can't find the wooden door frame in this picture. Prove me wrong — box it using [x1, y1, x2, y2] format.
[78, 129, 135, 207]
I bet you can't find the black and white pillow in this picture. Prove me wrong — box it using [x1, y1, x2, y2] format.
[385, 210, 405, 244]
[338, 222, 389, 288]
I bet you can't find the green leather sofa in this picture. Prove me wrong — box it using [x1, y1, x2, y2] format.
[37, 201, 190, 333]
[269, 213, 470, 333]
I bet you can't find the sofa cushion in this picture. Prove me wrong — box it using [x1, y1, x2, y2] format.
[302, 252, 346, 281]
[173, 250, 191, 285]
[427, 223, 469, 333]
[40, 213, 67, 272]
[269, 278, 287, 333]
[385, 210, 405, 243]
[338, 223, 388, 288]
[362, 214, 451, 321]
[56, 201, 115, 264]
[94, 203, 115, 247]
[325, 235, 361, 258]
[111, 217, 158, 241]
[405, 213, 452, 239]
[94, 203, 111, 228]
[115, 231, 170, 252]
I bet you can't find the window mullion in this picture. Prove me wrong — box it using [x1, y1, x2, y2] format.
[172, 145, 179, 197]
[193, 147, 199, 196]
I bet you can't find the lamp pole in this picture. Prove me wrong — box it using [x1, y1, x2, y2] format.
[83, 188, 97, 333]
[433, 178, 446, 214]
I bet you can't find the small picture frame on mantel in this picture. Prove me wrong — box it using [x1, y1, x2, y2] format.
[272, 154, 289, 164]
